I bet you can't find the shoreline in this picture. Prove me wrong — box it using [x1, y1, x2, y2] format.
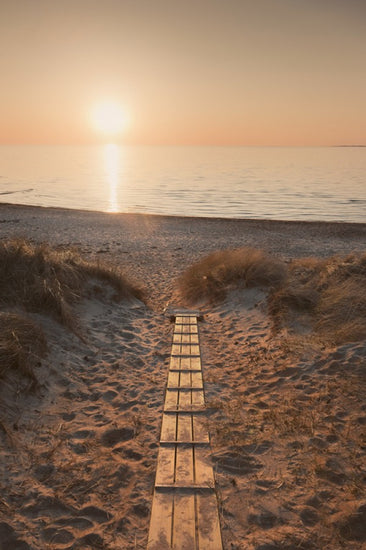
[1, 200, 366, 226]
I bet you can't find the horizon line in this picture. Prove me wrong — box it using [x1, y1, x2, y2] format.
[0, 142, 365, 148]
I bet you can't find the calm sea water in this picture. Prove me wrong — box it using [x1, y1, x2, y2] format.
[0, 145, 365, 222]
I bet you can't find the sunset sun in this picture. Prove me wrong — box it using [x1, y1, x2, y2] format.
[91, 100, 128, 137]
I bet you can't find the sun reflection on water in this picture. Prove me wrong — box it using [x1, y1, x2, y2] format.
[103, 143, 121, 213]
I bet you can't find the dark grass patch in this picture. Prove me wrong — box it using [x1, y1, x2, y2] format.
[179, 247, 287, 303]
[0, 312, 47, 383]
[0, 239, 144, 332]
[269, 252, 366, 345]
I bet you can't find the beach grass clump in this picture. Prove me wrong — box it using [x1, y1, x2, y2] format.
[0, 312, 47, 383]
[0, 239, 143, 331]
[179, 247, 287, 303]
[270, 252, 366, 345]
[316, 254, 366, 344]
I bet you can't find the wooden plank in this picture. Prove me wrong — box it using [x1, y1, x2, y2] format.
[175, 315, 194, 325]
[191, 389, 205, 408]
[190, 356, 201, 370]
[179, 390, 192, 410]
[170, 355, 180, 369]
[177, 415, 192, 441]
[172, 357, 202, 371]
[192, 416, 209, 443]
[172, 494, 196, 550]
[179, 357, 192, 370]
[165, 390, 178, 409]
[167, 371, 179, 388]
[171, 343, 182, 355]
[175, 445, 194, 484]
[147, 491, 173, 550]
[179, 371, 191, 388]
[155, 446, 176, 485]
[197, 493, 223, 550]
[175, 332, 199, 343]
[190, 344, 200, 355]
[161, 413, 177, 441]
[191, 372, 203, 388]
[194, 447, 215, 487]
[182, 324, 198, 334]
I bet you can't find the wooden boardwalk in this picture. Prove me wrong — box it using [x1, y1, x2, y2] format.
[147, 312, 223, 550]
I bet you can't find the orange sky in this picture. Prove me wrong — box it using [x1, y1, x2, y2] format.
[1, 0, 365, 146]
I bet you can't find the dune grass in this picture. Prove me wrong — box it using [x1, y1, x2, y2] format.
[180, 247, 366, 345]
[0, 312, 47, 384]
[179, 247, 287, 303]
[270, 252, 366, 345]
[0, 239, 143, 331]
[0, 238, 143, 386]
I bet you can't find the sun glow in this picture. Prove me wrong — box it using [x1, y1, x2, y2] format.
[91, 101, 128, 137]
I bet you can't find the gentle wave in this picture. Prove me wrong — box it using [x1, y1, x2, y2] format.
[0, 188, 34, 196]
[0, 145, 365, 222]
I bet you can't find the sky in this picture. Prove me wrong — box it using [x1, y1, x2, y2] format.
[0, 0, 365, 146]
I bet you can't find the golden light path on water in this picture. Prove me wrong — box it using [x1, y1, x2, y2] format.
[104, 143, 121, 213]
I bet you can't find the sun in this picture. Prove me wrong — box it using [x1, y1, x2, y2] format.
[91, 100, 128, 137]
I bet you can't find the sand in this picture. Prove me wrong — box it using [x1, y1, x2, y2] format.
[0, 203, 365, 549]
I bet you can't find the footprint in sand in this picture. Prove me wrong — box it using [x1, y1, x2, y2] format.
[248, 508, 281, 529]
[83, 405, 99, 413]
[211, 447, 263, 475]
[102, 389, 118, 402]
[113, 447, 143, 461]
[113, 399, 138, 411]
[22, 496, 75, 519]
[79, 505, 111, 523]
[299, 506, 319, 526]
[61, 412, 75, 421]
[338, 503, 366, 542]
[100, 427, 135, 447]
[33, 464, 55, 486]
[0, 523, 31, 550]
[42, 527, 74, 544]
[75, 533, 105, 547]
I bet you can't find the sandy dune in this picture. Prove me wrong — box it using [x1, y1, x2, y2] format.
[0, 204, 365, 549]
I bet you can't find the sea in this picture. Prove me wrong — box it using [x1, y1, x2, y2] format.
[0, 145, 365, 222]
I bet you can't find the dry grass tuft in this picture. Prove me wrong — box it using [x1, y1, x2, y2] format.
[0, 312, 47, 383]
[181, 247, 366, 345]
[179, 247, 287, 303]
[0, 239, 143, 331]
[0, 239, 143, 389]
[270, 252, 366, 345]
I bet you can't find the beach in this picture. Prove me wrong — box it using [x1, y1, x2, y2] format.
[0, 203, 365, 549]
